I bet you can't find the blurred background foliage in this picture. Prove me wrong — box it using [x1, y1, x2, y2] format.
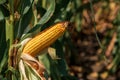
[0, 0, 120, 80]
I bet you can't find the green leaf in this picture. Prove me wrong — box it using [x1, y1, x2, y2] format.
[0, 5, 10, 18]
[39, 40, 69, 79]
[7, 66, 17, 74]
[0, 9, 4, 21]
[15, 0, 34, 38]
[49, 0, 70, 22]
[23, 6, 30, 14]
[0, 20, 6, 62]
[17, 0, 33, 15]
[27, 0, 55, 33]
[16, 7, 33, 38]
[22, 0, 33, 15]
[8, 0, 14, 14]
[24, 63, 42, 80]
[37, 0, 55, 25]
[0, 75, 7, 80]
[0, 0, 6, 4]
[38, 54, 51, 75]
[54, 40, 68, 76]
[20, 33, 32, 41]
[12, 74, 17, 80]
[0, 40, 9, 73]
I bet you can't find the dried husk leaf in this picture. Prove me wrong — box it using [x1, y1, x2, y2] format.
[21, 54, 46, 80]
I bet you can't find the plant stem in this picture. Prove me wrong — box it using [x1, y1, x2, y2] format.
[6, 0, 14, 46]
[6, 15, 14, 46]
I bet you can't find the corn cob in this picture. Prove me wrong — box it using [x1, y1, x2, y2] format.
[22, 21, 68, 57]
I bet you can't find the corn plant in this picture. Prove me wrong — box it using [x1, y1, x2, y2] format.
[0, 0, 80, 80]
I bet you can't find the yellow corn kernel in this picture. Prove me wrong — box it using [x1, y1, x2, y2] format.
[22, 21, 69, 57]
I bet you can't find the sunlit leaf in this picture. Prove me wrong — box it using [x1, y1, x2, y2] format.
[38, 54, 51, 75]
[48, 47, 60, 59]
[23, 6, 30, 15]
[22, 0, 33, 15]
[18, 0, 33, 15]
[19, 60, 28, 80]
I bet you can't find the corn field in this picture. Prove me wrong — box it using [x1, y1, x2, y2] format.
[0, 0, 120, 80]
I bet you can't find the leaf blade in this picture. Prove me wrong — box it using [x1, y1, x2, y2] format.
[27, 0, 55, 33]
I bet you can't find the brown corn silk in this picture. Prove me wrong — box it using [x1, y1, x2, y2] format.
[22, 22, 68, 57]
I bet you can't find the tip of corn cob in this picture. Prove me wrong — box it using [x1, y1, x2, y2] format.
[22, 21, 69, 57]
[62, 21, 69, 28]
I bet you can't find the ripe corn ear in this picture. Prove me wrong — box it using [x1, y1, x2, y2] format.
[22, 22, 68, 57]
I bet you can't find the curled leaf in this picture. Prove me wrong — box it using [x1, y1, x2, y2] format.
[21, 54, 46, 80]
